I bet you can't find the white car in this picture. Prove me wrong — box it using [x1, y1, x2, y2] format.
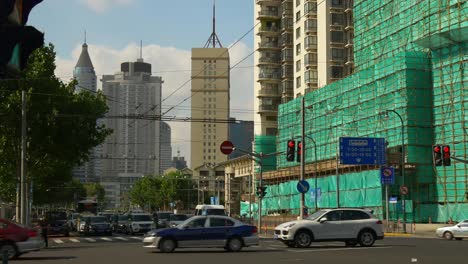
[126, 213, 155, 235]
[436, 220, 468, 240]
[274, 208, 384, 248]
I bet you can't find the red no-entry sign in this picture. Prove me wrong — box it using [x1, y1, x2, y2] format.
[220, 141, 234, 155]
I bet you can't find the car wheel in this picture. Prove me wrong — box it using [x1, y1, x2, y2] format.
[294, 230, 312, 248]
[0, 243, 18, 260]
[345, 240, 358, 247]
[226, 237, 243, 252]
[443, 231, 453, 240]
[159, 239, 176, 253]
[358, 230, 376, 247]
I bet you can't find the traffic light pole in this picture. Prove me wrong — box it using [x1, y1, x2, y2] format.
[300, 97, 305, 219]
[386, 110, 406, 233]
[20, 90, 28, 225]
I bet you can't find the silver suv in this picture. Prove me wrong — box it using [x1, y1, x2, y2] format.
[274, 208, 384, 248]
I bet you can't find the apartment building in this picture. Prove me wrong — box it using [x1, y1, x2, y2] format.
[254, 0, 354, 136]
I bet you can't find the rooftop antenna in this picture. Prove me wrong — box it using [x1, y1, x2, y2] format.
[137, 40, 143, 62]
[204, 0, 222, 48]
[84, 30, 87, 44]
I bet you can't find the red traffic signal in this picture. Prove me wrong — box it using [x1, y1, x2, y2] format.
[442, 145, 451, 166]
[286, 140, 295, 162]
[433, 145, 442, 166]
[296, 141, 302, 162]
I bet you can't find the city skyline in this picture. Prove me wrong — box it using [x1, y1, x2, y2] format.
[29, 0, 256, 167]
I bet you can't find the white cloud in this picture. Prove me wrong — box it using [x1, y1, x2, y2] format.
[78, 0, 135, 13]
[56, 42, 254, 168]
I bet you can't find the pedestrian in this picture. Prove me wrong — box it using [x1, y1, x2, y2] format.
[39, 216, 49, 248]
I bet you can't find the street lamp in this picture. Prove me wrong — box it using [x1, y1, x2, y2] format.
[381, 109, 406, 233]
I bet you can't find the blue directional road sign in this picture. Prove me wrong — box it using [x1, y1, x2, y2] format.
[297, 180, 310, 194]
[380, 166, 395, 185]
[389, 196, 398, 204]
[339, 137, 386, 165]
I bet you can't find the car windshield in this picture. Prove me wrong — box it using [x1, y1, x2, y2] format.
[90, 217, 107, 223]
[306, 210, 327, 220]
[132, 215, 152, 221]
[170, 214, 188, 221]
[47, 212, 67, 221]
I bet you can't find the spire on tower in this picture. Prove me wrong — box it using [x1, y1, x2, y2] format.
[204, 0, 222, 48]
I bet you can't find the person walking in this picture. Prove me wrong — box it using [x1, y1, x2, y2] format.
[39, 217, 49, 248]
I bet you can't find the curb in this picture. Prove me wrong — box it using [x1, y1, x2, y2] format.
[384, 232, 412, 237]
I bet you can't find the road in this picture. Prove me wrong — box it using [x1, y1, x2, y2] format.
[12, 236, 467, 264]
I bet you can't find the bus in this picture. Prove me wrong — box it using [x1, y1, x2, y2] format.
[76, 200, 98, 215]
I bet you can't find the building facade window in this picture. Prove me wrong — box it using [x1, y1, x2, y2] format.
[331, 66, 343, 79]
[331, 48, 344, 60]
[296, 43, 301, 55]
[296, 27, 301, 39]
[296, 76, 301, 88]
[296, 60, 301, 72]
[296, 11, 301, 22]
[331, 31, 344, 43]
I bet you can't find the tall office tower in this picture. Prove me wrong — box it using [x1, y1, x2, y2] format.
[101, 55, 163, 180]
[160, 122, 172, 174]
[254, 0, 354, 136]
[190, 3, 230, 169]
[72, 38, 98, 183]
[228, 119, 254, 159]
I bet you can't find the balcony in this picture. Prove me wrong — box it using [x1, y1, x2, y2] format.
[281, 49, 293, 62]
[304, 57, 317, 68]
[258, 41, 280, 50]
[345, 25, 354, 31]
[256, 0, 278, 4]
[258, 56, 281, 65]
[282, 65, 293, 79]
[281, 33, 293, 46]
[258, 87, 281, 97]
[282, 80, 293, 93]
[257, 26, 279, 36]
[257, 10, 280, 20]
[258, 72, 281, 81]
[258, 104, 278, 113]
[281, 18, 293, 32]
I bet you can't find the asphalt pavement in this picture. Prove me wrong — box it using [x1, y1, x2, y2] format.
[10, 236, 467, 264]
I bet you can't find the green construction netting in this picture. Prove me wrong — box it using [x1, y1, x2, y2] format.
[254, 135, 277, 173]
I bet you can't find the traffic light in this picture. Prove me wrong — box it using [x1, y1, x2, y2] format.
[1, 0, 44, 74]
[433, 145, 442, 166]
[286, 139, 295, 161]
[256, 186, 267, 198]
[442, 145, 451, 166]
[296, 141, 302, 162]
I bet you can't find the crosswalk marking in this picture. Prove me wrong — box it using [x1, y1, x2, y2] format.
[115, 237, 128, 241]
[84, 238, 96, 242]
[131, 236, 142, 240]
[53, 239, 64, 244]
[69, 238, 80, 243]
[100, 237, 112, 241]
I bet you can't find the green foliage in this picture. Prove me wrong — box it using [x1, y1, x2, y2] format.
[129, 171, 197, 211]
[0, 43, 111, 204]
[83, 182, 106, 206]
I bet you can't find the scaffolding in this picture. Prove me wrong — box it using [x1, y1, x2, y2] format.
[245, 0, 468, 222]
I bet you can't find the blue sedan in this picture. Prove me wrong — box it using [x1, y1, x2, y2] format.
[143, 215, 259, 253]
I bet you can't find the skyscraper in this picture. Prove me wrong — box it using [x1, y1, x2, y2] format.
[72, 38, 98, 183]
[190, 3, 230, 169]
[160, 122, 172, 174]
[101, 56, 163, 180]
[254, 0, 354, 136]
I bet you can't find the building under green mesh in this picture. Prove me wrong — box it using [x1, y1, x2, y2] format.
[246, 0, 468, 222]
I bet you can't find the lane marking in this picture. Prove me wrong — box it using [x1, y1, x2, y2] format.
[131, 236, 142, 240]
[115, 237, 128, 241]
[69, 238, 80, 243]
[84, 238, 96, 242]
[101, 237, 112, 241]
[53, 239, 64, 244]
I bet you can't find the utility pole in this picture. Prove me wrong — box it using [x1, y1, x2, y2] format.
[257, 153, 263, 232]
[20, 90, 27, 225]
[300, 97, 305, 219]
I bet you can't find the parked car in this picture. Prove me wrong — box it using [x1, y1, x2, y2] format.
[67, 213, 80, 232]
[78, 216, 112, 236]
[436, 219, 468, 240]
[167, 214, 189, 228]
[45, 211, 70, 236]
[143, 215, 258, 253]
[111, 214, 129, 233]
[126, 213, 154, 234]
[153, 212, 171, 228]
[274, 208, 384, 248]
[0, 218, 44, 260]
[194, 205, 226, 216]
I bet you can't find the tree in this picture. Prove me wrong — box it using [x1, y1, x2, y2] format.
[83, 183, 106, 206]
[0, 44, 111, 205]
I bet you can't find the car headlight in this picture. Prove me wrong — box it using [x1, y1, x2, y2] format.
[284, 223, 296, 229]
[145, 230, 158, 237]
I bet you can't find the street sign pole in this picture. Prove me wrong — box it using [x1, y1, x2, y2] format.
[300, 97, 305, 219]
[386, 184, 389, 231]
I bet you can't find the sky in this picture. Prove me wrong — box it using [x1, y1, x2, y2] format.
[29, 0, 255, 167]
